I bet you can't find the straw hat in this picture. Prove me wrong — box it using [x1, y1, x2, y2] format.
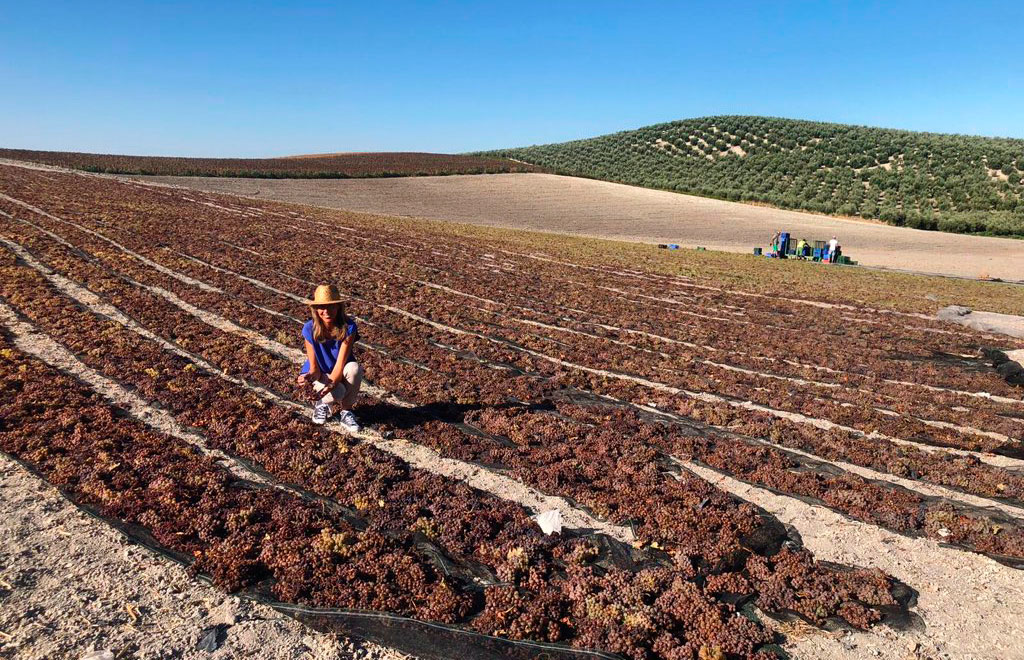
[306, 284, 345, 306]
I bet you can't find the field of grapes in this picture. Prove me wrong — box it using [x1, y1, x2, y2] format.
[1, 159, 1023, 659]
[0, 148, 542, 178]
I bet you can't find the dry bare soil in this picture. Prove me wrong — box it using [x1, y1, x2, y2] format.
[135, 173, 1024, 282]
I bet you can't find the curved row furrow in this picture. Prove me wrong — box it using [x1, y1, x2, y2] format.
[2, 217, 1024, 573]
[0, 265, 803, 659]
[6, 193, 1016, 461]
[0, 228, 908, 638]
[160, 202, 1022, 420]
[35, 169, 1022, 401]
[0, 238, 629, 542]
[0, 328, 479, 625]
[490, 247, 1002, 335]
[4, 203, 1019, 491]
[0, 180, 1015, 427]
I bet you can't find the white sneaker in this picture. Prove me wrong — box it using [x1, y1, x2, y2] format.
[337, 410, 361, 433]
[311, 402, 331, 425]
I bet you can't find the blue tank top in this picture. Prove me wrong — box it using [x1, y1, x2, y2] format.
[300, 318, 359, 374]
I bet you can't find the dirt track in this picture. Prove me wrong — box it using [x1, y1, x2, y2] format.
[135, 173, 1024, 282]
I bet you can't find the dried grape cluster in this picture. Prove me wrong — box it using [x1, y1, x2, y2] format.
[2, 161, 1021, 658]
[0, 336, 460, 619]
[5, 217, 1020, 567]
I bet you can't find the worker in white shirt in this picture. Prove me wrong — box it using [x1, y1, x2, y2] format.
[828, 236, 839, 262]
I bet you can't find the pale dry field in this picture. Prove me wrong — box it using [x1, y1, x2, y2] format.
[135, 173, 1024, 282]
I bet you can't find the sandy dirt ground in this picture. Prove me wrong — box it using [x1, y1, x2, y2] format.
[133, 173, 1024, 282]
[0, 455, 411, 660]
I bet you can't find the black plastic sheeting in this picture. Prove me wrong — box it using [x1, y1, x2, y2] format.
[280, 605, 622, 660]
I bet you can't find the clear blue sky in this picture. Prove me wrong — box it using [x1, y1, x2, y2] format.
[1, 1, 1021, 157]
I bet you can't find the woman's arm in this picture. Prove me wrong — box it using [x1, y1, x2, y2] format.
[327, 336, 354, 385]
[297, 339, 321, 384]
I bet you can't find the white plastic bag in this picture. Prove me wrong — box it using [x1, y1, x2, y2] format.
[532, 509, 562, 535]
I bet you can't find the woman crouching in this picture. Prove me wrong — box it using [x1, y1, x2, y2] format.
[296, 284, 363, 432]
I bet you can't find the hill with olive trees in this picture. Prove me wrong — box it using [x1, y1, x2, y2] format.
[480, 116, 1024, 236]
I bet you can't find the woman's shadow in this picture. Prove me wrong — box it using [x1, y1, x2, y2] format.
[356, 397, 528, 436]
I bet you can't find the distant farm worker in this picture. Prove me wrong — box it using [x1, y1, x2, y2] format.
[795, 238, 808, 259]
[770, 230, 781, 255]
[296, 284, 363, 432]
[828, 236, 839, 262]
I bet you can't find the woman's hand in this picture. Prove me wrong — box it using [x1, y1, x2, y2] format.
[297, 371, 317, 386]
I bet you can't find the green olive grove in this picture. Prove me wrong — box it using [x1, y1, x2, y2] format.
[480, 116, 1024, 236]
